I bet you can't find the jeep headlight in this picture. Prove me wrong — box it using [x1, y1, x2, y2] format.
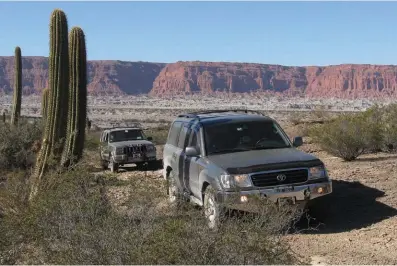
[146, 145, 156, 152]
[308, 166, 327, 180]
[220, 174, 252, 189]
[115, 147, 124, 155]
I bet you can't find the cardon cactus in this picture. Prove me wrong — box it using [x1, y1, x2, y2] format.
[11, 46, 22, 125]
[61, 26, 87, 167]
[31, 9, 69, 198]
[41, 88, 49, 123]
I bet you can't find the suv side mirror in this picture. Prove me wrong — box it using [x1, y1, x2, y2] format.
[185, 146, 200, 157]
[292, 136, 303, 147]
[147, 136, 153, 141]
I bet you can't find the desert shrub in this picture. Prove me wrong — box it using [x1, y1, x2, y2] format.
[85, 131, 101, 151]
[144, 125, 170, 145]
[309, 113, 371, 161]
[309, 104, 397, 160]
[0, 162, 303, 264]
[379, 104, 397, 151]
[0, 119, 43, 169]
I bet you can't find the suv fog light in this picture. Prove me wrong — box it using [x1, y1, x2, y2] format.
[317, 187, 324, 194]
[240, 196, 248, 203]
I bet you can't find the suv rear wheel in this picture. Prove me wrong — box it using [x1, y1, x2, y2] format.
[167, 171, 184, 209]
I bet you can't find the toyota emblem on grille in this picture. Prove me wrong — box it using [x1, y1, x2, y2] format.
[276, 174, 287, 182]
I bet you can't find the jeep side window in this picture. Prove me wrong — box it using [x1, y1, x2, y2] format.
[167, 121, 182, 146]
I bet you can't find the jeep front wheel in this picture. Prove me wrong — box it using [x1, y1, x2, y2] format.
[109, 156, 119, 173]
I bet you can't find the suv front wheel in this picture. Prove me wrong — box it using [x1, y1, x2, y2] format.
[203, 185, 225, 229]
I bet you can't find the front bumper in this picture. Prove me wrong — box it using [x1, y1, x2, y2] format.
[216, 180, 332, 213]
[113, 151, 157, 164]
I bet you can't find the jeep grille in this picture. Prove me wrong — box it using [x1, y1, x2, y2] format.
[124, 145, 147, 156]
[250, 169, 308, 187]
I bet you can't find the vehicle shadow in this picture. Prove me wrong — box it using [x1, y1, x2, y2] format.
[119, 159, 163, 173]
[294, 179, 397, 234]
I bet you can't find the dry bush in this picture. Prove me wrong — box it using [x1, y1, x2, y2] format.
[0, 119, 43, 170]
[309, 113, 370, 161]
[309, 104, 397, 161]
[0, 161, 303, 264]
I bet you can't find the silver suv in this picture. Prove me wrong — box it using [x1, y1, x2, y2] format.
[162, 110, 332, 228]
[99, 126, 157, 172]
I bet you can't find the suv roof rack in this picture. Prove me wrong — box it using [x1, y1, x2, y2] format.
[103, 122, 145, 131]
[177, 109, 267, 119]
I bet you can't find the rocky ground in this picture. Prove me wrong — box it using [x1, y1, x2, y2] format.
[97, 123, 397, 265]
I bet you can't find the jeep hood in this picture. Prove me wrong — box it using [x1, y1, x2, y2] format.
[206, 148, 323, 175]
[109, 140, 153, 147]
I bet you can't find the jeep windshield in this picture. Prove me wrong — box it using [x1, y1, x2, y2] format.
[204, 120, 291, 155]
[109, 129, 145, 143]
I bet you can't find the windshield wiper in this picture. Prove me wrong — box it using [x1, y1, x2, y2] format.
[252, 145, 290, 150]
[209, 148, 251, 155]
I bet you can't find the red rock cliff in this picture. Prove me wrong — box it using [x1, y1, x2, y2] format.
[0, 56, 165, 96]
[2, 57, 397, 98]
[151, 61, 397, 98]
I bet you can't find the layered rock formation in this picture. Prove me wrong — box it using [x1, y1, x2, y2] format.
[151, 61, 397, 98]
[0, 56, 165, 96]
[2, 56, 397, 98]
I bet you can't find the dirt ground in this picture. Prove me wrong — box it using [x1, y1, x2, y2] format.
[102, 125, 397, 265]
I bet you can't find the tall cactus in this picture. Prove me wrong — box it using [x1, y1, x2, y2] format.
[11, 46, 22, 126]
[41, 88, 49, 123]
[61, 27, 87, 167]
[31, 9, 69, 198]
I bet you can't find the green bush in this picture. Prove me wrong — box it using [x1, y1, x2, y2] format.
[0, 120, 43, 169]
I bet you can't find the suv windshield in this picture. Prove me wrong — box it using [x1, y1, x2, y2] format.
[109, 129, 145, 143]
[204, 120, 291, 155]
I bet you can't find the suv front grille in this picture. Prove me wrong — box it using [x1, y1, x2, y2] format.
[250, 169, 308, 187]
[124, 145, 147, 156]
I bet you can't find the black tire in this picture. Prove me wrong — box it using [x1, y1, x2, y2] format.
[100, 159, 108, 170]
[109, 156, 119, 173]
[167, 171, 184, 210]
[203, 185, 226, 229]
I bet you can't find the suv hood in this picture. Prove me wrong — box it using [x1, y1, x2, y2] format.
[109, 140, 153, 147]
[207, 148, 323, 175]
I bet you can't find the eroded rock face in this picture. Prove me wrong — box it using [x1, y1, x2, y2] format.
[150, 61, 397, 98]
[2, 57, 397, 98]
[0, 56, 165, 96]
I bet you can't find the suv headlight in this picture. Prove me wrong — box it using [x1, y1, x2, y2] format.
[220, 174, 252, 189]
[308, 166, 327, 180]
[115, 147, 124, 155]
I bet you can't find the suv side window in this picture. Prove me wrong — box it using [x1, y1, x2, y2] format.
[167, 121, 182, 146]
[189, 128, 200, 149]
[104, 133, 108, 142]
[177, 123, 190, 149]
